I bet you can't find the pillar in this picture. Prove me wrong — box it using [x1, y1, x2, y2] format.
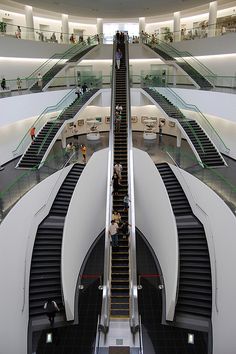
[176, 128, 182, 147]
[25, 5, 35, 40]
[173, 66, 177, 86]
[208, 1, 217, 37]
[61, 14, 69, 44]
[173, 11, 181, 42]
[139, 17, 145, 43]
[97, 18, 103, 43]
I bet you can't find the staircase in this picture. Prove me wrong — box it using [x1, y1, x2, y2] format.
[30, 45, 96, 92]
[17, 89, 98, 169]
[144, 88, 225, 167]
[146, 44, 213, 89]
[29, 163, 84, 318]
[156, 163, 212, 326]
[110, 42, 130, 318]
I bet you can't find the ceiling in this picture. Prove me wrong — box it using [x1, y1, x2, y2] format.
[12, 0, 214, 19]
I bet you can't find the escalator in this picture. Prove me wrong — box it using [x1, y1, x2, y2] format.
[156, 162, 212, 328]
[29, 163, 84, 319]
[144, 88, 225, 167]
[30, 44, 97, 92]
[146, 44, 213, 89]
[17, 89, 98, 169]
[110, 40, 130, 318]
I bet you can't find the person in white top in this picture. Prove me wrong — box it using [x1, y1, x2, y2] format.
[115, 104, 123, 114]
[114, 162, 122, 182]
[109, 220, 119, 247]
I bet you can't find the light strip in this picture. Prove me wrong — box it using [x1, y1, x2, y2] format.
[0, 57, 67, 63]
[181, 53, 236, 60]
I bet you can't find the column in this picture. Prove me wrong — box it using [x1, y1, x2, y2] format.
[208, 1, 217, 37]
[61, 14, 69, 44]
[173, 66, 177, 86]
[25, 5, 35, 40]
[139, 17, 145, 43]
[97, 18, 103, 44]
[173, 11, 181, 42]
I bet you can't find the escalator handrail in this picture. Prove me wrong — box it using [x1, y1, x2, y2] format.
[99, 36, 116, 333]
[125, 36, 139, 333]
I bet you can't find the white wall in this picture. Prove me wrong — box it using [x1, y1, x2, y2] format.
[0, 165, 72, 354]
[172, 88, 236, 159]
[171, 165, 236, 354]
[62, 149, 108, 320]
[133, 148, 178, 321]
[0, 89, 70, 164]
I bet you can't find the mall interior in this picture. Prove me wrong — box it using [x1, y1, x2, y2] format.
[0, 0, 236, 353]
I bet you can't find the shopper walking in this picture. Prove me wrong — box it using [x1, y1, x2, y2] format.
[112, 172, 119, 195]
[80, 144, 87, 163]
[30, 126, 36, 141]
[1, 77, 6, 90]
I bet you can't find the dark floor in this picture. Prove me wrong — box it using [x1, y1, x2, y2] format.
[136, 229, 209, 354]
[35, 232, 105, 354]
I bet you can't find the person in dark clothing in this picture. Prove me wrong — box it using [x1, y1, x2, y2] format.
[82, 83, 88, 94]
[112, 172, 119, 195]
[116, 30, 120, 43]
[44, 299, 60, 326]
[119, 221, 131, 238]
[120, 31, 125, 43]
[1, 77, 6, 90]
[75, 85, 81, 99]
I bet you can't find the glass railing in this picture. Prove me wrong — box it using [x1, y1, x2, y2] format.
[12, 88, 76, 158]
[0, 21, 101, 45]
[0, 148, 77, 221]
[142, 23, 236, 44]
[26, 35, 100, 90]
[163, 145, 236, 212]
[145, 37, 217, 86]
[156, 87, 230, 155]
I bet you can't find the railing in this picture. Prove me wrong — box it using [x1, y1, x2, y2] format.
[164, 145, 236, 212]
[0, 20, 100, 44]
[143, 22, 236, 44]
[0, 148, 77, 221]
[99, 37, 116, 333]
[146, 36, 217, 87]
[26, 35, 99, 90]
[12, 88, 76, 158]
[157, 87, 230, 155]
[126, 37, 139, 334]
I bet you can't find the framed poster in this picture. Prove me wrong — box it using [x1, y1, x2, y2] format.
[141, 116, 148, 124]
[131, 116, 138, 123]
[78, 119, 84, 126]
[168, 121, 175, 128]
[105, 116, 110, 124]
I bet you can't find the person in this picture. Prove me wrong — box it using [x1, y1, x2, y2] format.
[115, 104, 123, 115]
[70, 33, 75, 43]
[50, 32, 56, 42]
[79, 35, 83, 43]
[114, 161, 122, 182]
[87, 36, 91, 45]
[112, 210, 121, 224]
[73, 124, 79, 144]
[80, 144, 87, 163]
[221, 25, 226, 35]
[1, 77, 6, 90]
[96, 34, 100, 44]
[60, 32, 63, 43]
[119, 221, 131, 238]
[75, 85, 81, 99]
[108, 220, 119, 247]
[30, 126, 36, 141]
[65, 142, 75, 158]
[115, 111, 121, 132]
[120, 31, 124, 43]
[15, 25, 21, 39]
[115, 48, 122, 70]
[123, 194, 130, 211]
[43, 299, 60, 326]
[37, 72, 43, 89]
[116, 30, 120, 43]
[16, 77, 22, 91]
[82, 82, 88, 94]
[159, 120, 164, 136]
[112, 172, 119, 195]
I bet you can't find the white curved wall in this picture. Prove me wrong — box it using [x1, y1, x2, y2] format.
[170, 164, 236, 354]
[62, 148, 108, 320]
[133, 148, 178, 321]
[0, 165, 71, 354]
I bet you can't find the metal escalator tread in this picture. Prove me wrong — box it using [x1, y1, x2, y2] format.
[29, 163, 84, 318]
[110, 42, 130, 319]
[156, 163, 212, 322]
